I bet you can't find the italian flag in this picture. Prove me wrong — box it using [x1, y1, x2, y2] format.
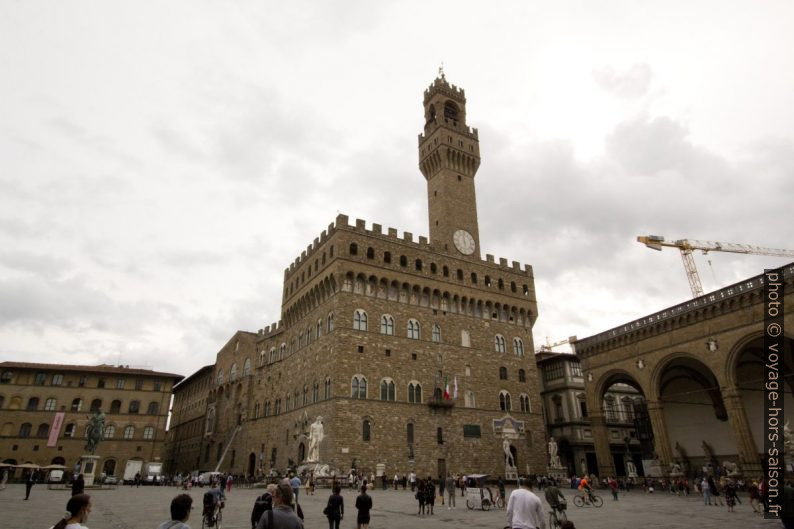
[443, 376, 451, 400]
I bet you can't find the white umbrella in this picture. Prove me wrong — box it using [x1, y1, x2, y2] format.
[14, 463, 41, 469]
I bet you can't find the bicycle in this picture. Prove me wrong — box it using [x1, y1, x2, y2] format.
[202, 504, 223, 529]
[548, 502, 568, 528]
[573, 490, 603, 507]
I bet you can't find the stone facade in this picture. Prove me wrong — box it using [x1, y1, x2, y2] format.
[0, 362, 182, 479]
[572, 263, 794, 479]
[182, 75, 547, 480]
[537, 351, 642, 477]
[164, 364, 213, 473]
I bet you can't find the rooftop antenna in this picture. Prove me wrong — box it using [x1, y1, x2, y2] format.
[438, 62, 445, 79]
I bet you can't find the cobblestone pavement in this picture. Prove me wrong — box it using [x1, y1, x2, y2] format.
[0, 483, 779, 529]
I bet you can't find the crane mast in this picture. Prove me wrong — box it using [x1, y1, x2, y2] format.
[637, 235, 794, 298]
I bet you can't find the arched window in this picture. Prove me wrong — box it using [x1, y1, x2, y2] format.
[499, 367, 507, 380]
[380, 315, 394, 335]
[243, 358, 252, 376]
[327, 313, 334, 332]
[279, 343, 286, 359]
[303, 385, 309, 406]
[316, 319, 322, 339]
[37, 423, 49, 438]
[128, 400, 140, 414]
[123, 426, 135, 439]
[362, 419, 371, 442]
[457, 268, 464, 280]
[464, 391, 476, 408]
[351, 376, 367, 399]
[44, 398, 57, 411]
[268, 348, 276, 364]
[408, 382, 422, 404]
[518, 369, 526, 382]
[147, 402, 159, 415]
[407, 319, 420, 339]
[71, 398, 82, 412]
[380, 378, 396, 401]
[230, 363, 238, 380]
[513, 337, 525, 356]
[349, 243, 358, 256]
[90, 399, 102, 412]
[286, 394, 291, 411]
[444, 100, 459, 120]
[274, 399, 281, 415]
[324, 377, 332, 400]
[399, 255, 407, 267]
[19, 422, 32, 437]
[494, 335, 506, 353]
[437, 427, 444, 444]
[312, 382, 319, 403]
[353, 310, 368, 331]
[366, 247, 375, 259]
[216, 369, 224, 385]
[415, 259, 422, 271]
[104, 425, 115, 439]
[431, 324, 441, 343]
[26, 397, 39, 411]
[520, 394, 531, 413]
[110, 400, 121, 414]
[443, 265, 449, 277]
[461, 330, 471, 347]
[407, 422, 414, 444]
[143, 426, 154, 440]
[499, 391, 512, 411]
[64, 423, 76, 438]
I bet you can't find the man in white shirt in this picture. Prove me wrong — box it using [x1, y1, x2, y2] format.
[506, 477, 546, 529]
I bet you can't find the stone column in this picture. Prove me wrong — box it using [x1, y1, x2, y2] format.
[721, 386, 762, 477]
[646, 400, 673, 467]
[590, 413, 615, 478]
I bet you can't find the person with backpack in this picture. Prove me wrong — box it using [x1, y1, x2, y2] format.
[251, 484, 275, 529]
[324, 484, 344, 529]
[256, 483, 303, 529]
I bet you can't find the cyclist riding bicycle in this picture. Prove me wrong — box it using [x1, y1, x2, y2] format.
[203, 483, 226, 525]
[545, 483, 567, 524]
[578, 476, 593, 504]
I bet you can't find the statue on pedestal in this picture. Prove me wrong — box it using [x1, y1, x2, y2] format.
[503, 437, 515, 468]
[84, 411, 105, 455]
[306, 416, 324, 462]
[548, 437, 562, 468]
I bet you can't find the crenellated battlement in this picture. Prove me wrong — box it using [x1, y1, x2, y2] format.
[423, 76, 465, 104]
[283, 212, 532, 280]
[418, 125, 479, 146]
[256, 320, 284, 338]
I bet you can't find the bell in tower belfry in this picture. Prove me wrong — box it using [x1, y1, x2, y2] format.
[418, 73, 482, 259]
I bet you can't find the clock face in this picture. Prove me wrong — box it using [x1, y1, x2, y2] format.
[453, 229, 476, 255]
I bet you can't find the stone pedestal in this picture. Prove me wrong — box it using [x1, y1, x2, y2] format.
[548, 466, 567, 481]
[78, 455, 100, 487]
[505, 466, 518, 481]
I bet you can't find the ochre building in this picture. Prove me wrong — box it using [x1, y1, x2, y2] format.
[0, 362, 182, 479]
[176, 75, 548, 480]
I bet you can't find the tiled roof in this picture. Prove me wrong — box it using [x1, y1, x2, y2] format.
[0, 361, 184, 380]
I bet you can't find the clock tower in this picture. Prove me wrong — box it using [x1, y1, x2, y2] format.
[419, 72, 482, 259]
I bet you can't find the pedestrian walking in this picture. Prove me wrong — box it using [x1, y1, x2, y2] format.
[702, 476, 711, 505]
[748, 480, 762, 513]
[251, 484, 275, 529]
[226, 474, 233, 493]
[355, 485, 372, 529]
[438, 474, 445, 505]
[416, 479, 426, 515]
[724, 480, 737, 513]
[51, 493, 91, 529]
[409, 471, 416, 492]
[24, 470, 36, 500]
[72, 473, 85, 496]
[158, 494, 193, 529]
[497, 476, 506, 506]
[608, 476, 619, 500]
[324, 484, 344, 529]
[425, 477, 436, 515]
[708, 476, 724, 506]
[506, 478, 546, 529]
[446, 474, 456, 508]
[290, 474, 301, 504]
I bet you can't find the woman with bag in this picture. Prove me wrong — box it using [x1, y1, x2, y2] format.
[324, 484, 344, 529]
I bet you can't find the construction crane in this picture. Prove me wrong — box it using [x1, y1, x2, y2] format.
[637, 235, 794, 298]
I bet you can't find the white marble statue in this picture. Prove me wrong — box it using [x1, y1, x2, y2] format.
[503, 438, 516, 468]
[626, 460, 637, 477]
[722, 460, 740, 476]
[306, 416, 324, 462]
[548, 437, 562, 468]
[669, 462, 682, 475]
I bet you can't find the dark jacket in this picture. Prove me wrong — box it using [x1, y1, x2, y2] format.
[251, 492, 273, 528]
[326, 493, 344, 520]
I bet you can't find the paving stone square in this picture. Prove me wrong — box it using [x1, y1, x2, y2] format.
[0, 483, 779, 529]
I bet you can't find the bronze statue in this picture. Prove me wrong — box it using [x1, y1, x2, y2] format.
[84, 411, 105, 454]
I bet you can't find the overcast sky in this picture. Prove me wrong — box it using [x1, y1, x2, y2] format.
[2, 1, 792, 376]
